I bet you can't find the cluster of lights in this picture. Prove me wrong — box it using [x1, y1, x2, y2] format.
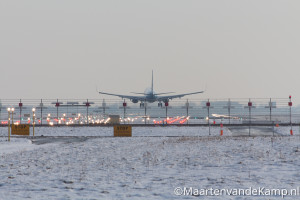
[179, 116, 190, 124]
[121, 117, 138, 123]
[104, 118, 111, 124]
[2, 106, 142, 126]
[153, 116, 190, 124]
[7, 108, 15, 112]
[44, 113, 113, 125]
[4, 109, 195, 126]
[2, 110, 120, 126]
[1, 112, 193, 125]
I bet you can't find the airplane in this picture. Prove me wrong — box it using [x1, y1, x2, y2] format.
[99, 71, 204, 107]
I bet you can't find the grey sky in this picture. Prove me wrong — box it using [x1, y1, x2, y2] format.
[1, 1, 300, 104]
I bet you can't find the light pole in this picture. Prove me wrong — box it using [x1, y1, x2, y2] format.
[186, 100, 189, 125]
[202, 100, 213, 135]
[51, 100, 62, 126]
[244, 99, 255, 136]
[83, 100, 94, 125]
[206, 100, 211, 135]
[11, 108, 14, 124]
[123, 100, 127, 124]
[144, 102, 147, 125]
[63, 113, 66, 124]
[7, 108, 11, 142]
[182, 99, 191, 125]
[289, 96, 293, 135]
[19, 100, 23, 124]
[32, 108, 36, 137]
[47, 113, 51, 125]
[223, 99, 234, 124]
[40, 99, 43, 125]
[165, 102, 169, 124]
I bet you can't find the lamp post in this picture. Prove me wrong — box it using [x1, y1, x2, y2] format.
[19, 100, 23, 124]
[47, 113, 51, 125]
[289, 96, 293, 135]
[32, 108, 36, 137]
[63, 113, 66, 124]
[244, 99, 255, 136]
[83, 100, 94, 125]
[7, 108, 11, 142]
[206, 100, 211, 135]
[123, 100, 127, 124]
[11, 108, 14, 124]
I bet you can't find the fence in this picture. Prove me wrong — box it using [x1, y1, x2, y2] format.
[0, 98, 297, 126]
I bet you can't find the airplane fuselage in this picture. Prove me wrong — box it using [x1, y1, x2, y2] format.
[144, 93, 157, 103]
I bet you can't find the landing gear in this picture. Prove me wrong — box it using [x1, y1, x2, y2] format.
[140, 102, 145, 108]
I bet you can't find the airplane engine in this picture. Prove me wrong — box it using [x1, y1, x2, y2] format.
[131, 99, 138, 103]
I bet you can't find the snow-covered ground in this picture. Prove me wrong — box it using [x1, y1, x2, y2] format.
[0, 125, 298, 137]
[0, 126, 300, 199]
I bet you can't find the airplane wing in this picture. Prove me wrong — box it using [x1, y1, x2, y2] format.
[99, 92, 146, 101]
[157, 91, 204, 102]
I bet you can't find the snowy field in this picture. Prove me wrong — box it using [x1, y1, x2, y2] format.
[0, 126, 300, 199]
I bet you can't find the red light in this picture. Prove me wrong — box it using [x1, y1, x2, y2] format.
[206, 102, 210, 107]
[289, 96, 292, 99]
[248, 102, 252, 107]
[123, 103, 127, 107]
[179, 119, 187, 124]
[167, 117, 182, 124]
[165, 102, 169, 107]
[55, 103, 60, 107]
[19, 103, 23, 107]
